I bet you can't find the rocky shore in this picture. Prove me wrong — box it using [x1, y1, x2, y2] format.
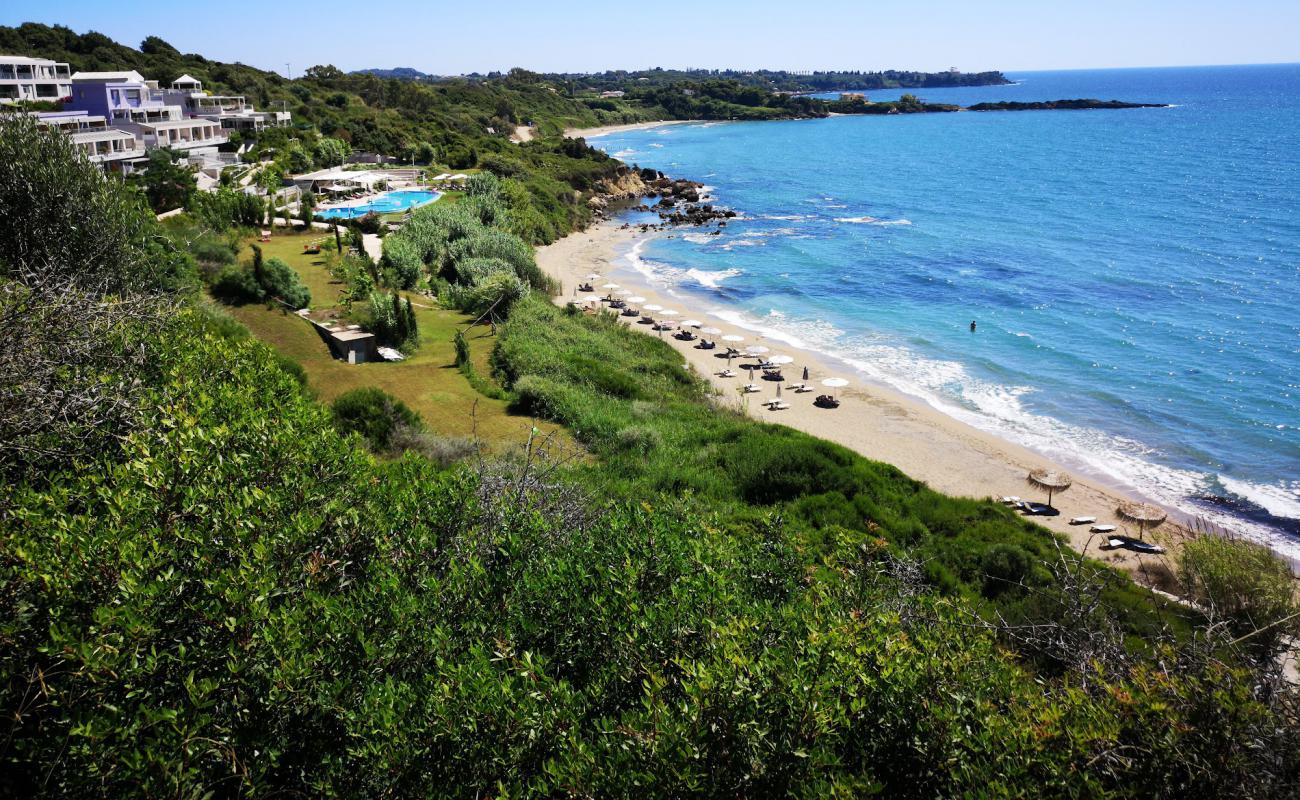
[590, 166, 738, 233]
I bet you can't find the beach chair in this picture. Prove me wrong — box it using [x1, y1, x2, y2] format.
[621, 307, 639, 317]
[814, 395, 841, 409]
[1069, 516, 1097, 525]
[639, 316, 655, 325]
[717, 369, 737, 378]
[771, 401, 791, 411]
[743, 383, 761, 393]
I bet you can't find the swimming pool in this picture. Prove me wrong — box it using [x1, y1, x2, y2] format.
[314, 189, 441, 219]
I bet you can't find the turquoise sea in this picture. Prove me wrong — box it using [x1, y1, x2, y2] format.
[593, 64, 1300, 558]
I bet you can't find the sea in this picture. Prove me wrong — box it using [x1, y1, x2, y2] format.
[592, 64, 1300, 559]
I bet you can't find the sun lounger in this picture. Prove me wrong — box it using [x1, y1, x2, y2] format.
[639, 316, 655, 325]
[1090, 524, 1117, 533]
[743, 383, 761, 393]
[1069, 516, 1097, 525]
[793, 385, 813, 393]
[765, 400, 791, 410]
[1000, 496, 1022, 505]
[1022, 502, 1060, 517]
[695, 340, 716, 350]
[621, 308, 639, 317]
[814, 395, 841, 408]
[717, 369, 737, 378]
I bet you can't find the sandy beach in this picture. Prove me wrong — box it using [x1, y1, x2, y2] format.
[538, 222, 1199, 581]
[565, 120, 697, 139]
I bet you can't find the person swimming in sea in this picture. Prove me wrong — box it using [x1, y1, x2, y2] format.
[970, 320, 977, 333]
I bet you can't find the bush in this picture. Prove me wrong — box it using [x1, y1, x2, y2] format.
[1179, 535, 1298, 649]
[330, 386, 422, 452]
[210, 265, 264, 304]
[260, 256, 311, 308]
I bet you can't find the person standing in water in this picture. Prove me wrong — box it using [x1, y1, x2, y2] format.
[970, 320, 977, 333]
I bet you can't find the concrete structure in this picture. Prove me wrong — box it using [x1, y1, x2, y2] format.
[33, 111, 144, 170]
[0, 55, 72, 104]
[161, 75, 292, 133]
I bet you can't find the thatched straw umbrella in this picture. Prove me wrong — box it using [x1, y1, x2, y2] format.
[1027, 468, 1073, 508]
[1117, 501, 1167, 540]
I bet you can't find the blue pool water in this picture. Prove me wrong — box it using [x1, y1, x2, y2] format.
[314, 189, 441, 219]
[593, 64, 1300, 556]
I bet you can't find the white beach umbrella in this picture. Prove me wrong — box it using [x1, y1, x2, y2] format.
[768, 355, 795, 365]
[660, 309, 679, 317]
[586, 273, 602, 279]
[602, 282, 621, 289]
[682, 319, 703, 328]
[580, 295, 602, 303]
[821, 378, 849, 388]
[626, 295, 647, 304]
[700, 326, 723, 335]
[746, 345, 770, 356]
[644, 304, 663, 312]
[722, 334, 745, 343]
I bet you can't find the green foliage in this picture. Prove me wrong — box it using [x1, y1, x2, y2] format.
[330, 385, 422, 451]
[133, 147, 197, 212]
[314, 136, 352, 166]
[1179, 535, 1299, 649]
[189, 186, 265, 228]
[2, 320, 1295, 794]
[366, 290, 418, 349]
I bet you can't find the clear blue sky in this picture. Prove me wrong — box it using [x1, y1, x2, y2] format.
[9, 1, 1300, 76]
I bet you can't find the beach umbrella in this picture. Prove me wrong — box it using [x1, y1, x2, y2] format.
[602, 283, 621, 289]
[644, 304, 663, 312]
[802, 366, 810, 381]
[660, 309, 680, 317]
[1117, 501, 1167, 540]
[580, 295, 602, 303]
[1027, 468, 1073, 509]
[682, 319, 703, 328]
[626, 295, 647, 304]
[746, 345, 770, 357]
[821, 377, 848, 400]
[701, 326, 722, 335]
[722, 334, 745, 343]
[769, 355, 794, 365]
[586, 273, 602, 279]
[776, 384, 783, 399]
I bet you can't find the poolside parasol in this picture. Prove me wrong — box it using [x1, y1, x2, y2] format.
[1027, 469, 1073, 509]
[1117, 501, 1167, 540]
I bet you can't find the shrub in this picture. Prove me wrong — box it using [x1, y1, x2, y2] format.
[330, 386, 422, 452]
[260, 256, 311, 308]
[1179, 535, 1298, 649]
[210, 265, 264, 304]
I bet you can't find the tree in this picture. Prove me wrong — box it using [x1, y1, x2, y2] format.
[136, 147, 197, 212]
[314, 137, 351, 167]
[0, 115, 190, 477]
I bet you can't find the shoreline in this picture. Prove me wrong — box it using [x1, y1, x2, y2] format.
[538, 221, 1211, 581]
[565, 120, 698, 139]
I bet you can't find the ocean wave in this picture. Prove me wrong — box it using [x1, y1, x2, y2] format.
[650, 143, 664, 148]
[1217, 476, 1300, 520]
[682, 233, 715, 244]
[721, 239, 765, 250]
[762, 214, 813, 221]
[835, 216, 914, 226]
[686, 268, 742, 289]
[613, 148, 636, 158]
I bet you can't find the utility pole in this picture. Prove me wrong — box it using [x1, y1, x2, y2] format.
[285, 62, 292, 80]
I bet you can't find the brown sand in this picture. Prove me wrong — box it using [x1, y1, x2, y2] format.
[538, 222, 1196, 580]
[565, 120, 697, 139]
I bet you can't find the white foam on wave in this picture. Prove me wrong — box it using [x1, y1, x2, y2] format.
[650, 143, 664, 148]
[622, 238, 741, 293]
[682, 233, 714, 244]
[613, 148, 636, 158]
[686, 268, 742, 289]
[704, 303, 1300, 562]
[836, 216, 913, 226]
[762, 214, 813, 221]
[721, 239, 765, 250]
[1218, 476, 1300, 520]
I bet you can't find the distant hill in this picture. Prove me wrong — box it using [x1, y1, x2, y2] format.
[352, 66, 438, 80]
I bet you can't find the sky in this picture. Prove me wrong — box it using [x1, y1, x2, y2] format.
[8, 0, 1300, 76]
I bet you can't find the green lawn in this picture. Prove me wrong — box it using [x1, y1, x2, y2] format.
[226, 229, 570, 451]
